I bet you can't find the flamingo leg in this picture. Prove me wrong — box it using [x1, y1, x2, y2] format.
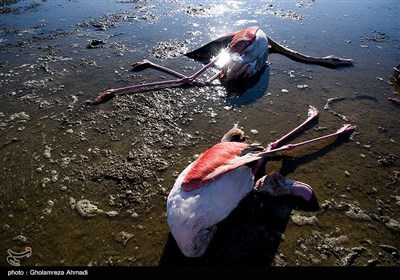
[252, 112, 355, 174]
[206, 72, 221, 83]
[92, 58, 218, 104]
[252, 105, 319, 173]
[132, 59, 188, 79]
[253, 123, 356, 201]
[258, 123, 356, 158]
[266, 105, 319, 150]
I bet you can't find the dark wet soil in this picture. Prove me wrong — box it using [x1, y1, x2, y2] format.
[0, 0, 399, 267]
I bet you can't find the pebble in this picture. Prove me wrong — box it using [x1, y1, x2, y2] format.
[51, 170, 58, 182]
[366, 259, 379, 266]
[377, 127, 388, 133]
[394, 196, 400, 207]
[16, 198, 28, 211]
[324, 235, 348, 247]
[69, 197, 76, 209]
[345, 208, 371, 220]
[43, 145, 52, 159]
[13, 235, 27, 244]
[296, 84, 308, 90]
[75, 199, 102, 217]
[43, 200, 54, 215]
[385, 219, 400, 232]
[9, 111, 30, 121]
[291, 214, 318, 226]
[115, 231, 133, 245]
[80, 154, 89, 162]
[41, 177, 50, 188]
[61, 157, 70, 167]
[105, 211, 119, 217]
[127, 209, 139, 218]
[250, 129, 258, 135]
[75, 199, 118, 218]
[340, 246, 366, 266]
[379, 244, 398, 254]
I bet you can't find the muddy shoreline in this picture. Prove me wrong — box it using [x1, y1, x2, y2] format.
[0, 0, 399, 266]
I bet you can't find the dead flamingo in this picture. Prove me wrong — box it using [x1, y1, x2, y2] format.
[92, 26, 353, 104]
[167, 106, 356, 257]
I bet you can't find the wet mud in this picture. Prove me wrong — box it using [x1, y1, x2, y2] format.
[0, 0, 399, 267]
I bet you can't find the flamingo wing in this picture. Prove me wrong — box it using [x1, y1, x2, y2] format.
[181, 142, 261, 191]
[228, 26, 259, 53]
[185, 26, 261, 65]
[185, 32, 237, 64]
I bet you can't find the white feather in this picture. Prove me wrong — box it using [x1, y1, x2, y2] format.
[167, 163, 254, 257]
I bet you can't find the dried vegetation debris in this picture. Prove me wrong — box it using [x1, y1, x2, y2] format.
[150, 40, 188, 60]
[78, 3, 157, 30]
[291, 229, 398, 266]
[0, 6, 18, 14]
[252, 2, 307, 20]
[0, 1, 41, 14]
[117, 0, 148, 3]
[74, 198, 119, 218]
[320, 198, 400, 235]
[362, 31, 390, 42]
[85, 151, 158, 185]
[185, 4, 209, 17]
[274, 10, 306, 20]
[296, 1, 316, 8]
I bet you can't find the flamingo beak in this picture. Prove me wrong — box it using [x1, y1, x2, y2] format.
[254, 172, 314, 201]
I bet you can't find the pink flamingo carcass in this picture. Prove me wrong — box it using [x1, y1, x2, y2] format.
[166, 106, 356, 257]
[92, 26, 353, 104]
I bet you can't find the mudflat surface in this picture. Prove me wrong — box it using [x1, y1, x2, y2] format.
[0, 0, 399, 267]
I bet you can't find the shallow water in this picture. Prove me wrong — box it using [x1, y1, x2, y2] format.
[0, 0, 399, 267]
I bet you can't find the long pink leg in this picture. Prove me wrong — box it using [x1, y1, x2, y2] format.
[92, 58, 218, 104]
[267, 105, 319, 150]
[207, 71, 221, 83]
[252, 106, 319, 173]
[254, 123, 356, 201]
[258, 124, 356, 158]
[132, 59, 188, 79]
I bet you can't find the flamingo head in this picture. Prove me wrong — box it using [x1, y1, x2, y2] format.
[254, 172, 314, 201]
[321, 55, 354, 67]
